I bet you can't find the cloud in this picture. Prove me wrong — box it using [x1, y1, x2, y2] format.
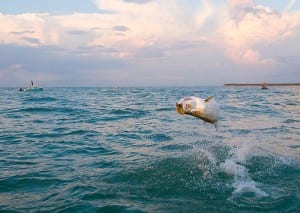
[228, 0, 255, 20]
[123, 0, 153, 4]
[0, 43, 128, 86]
[67, 30, 90, 35]
[0, 0, 300, 86]
[11, 30, 35, 35]
[0, 13, 60, 46]
[21, 37, 41, 45]
[220, 0, 300, 65]
[0, 1, 216, 57]
[285, 0, 300, 11]
[112, 25, 130, 32]
[1, 1, 299, 59]
[228, 0, 254, 10]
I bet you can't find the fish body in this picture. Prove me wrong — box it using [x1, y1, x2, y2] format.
[176, 96, 220, 125]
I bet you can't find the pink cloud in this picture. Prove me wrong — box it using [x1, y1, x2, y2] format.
[220, 0, 300, 65]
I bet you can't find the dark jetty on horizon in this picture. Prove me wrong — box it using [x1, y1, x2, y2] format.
[224, 83, 300, 87]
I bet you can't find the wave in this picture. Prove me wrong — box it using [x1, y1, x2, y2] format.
[23, 97, 58, 102]
[1, 87, 300, 212]
[24, 129, 99, 139]
[0, 176, 65, 193]
[13, 107, 89, 115]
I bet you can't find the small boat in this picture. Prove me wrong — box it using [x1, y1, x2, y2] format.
[261, 83, 268, 90]
[19, 80, 43, 92]
[20, 87, 43, 92]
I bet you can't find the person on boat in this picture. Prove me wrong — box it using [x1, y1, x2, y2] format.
[29, 80, 34, 89]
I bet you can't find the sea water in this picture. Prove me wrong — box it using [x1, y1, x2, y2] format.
[0, 87, 299, 212]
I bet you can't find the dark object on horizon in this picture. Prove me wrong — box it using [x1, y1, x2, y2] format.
[19, 80, 43, 92]
[19, 87, 43, 92]
[224, 83, 300, 87]
[261, 83, 268, 90]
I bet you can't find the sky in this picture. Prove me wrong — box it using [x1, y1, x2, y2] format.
[0, 0, 300, 87]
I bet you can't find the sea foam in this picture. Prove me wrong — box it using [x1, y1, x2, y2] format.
[220, 144, 269, 199]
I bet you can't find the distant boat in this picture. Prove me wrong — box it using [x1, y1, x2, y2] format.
[261, 83, 268, 90]
[19, 87, 43, 92]
[19, 80, 43, 92]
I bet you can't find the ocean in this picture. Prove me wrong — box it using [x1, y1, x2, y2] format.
[0, 87, 299, 212]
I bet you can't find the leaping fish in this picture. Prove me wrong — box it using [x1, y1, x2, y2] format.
[176, 96, 220, 128]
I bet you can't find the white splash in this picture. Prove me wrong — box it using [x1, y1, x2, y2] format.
[220, 144, 269, 199]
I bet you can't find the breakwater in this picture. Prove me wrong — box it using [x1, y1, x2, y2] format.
[224, 83, 300, 86]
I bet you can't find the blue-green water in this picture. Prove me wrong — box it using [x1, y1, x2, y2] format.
[0, 87, 299, 212]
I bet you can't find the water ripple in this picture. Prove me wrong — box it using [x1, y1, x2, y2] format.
[0, 87, 299, 212]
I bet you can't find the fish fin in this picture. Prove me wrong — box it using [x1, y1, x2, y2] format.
[205, 96, 214, 102]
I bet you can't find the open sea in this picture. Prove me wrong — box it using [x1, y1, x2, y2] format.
[0, 87, 299, 212]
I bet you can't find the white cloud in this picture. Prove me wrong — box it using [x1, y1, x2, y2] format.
[0, 13, 61, 46]
[3, 0, 295, 65]
[0, 0, 300, 86]
[0, 1, 216, 52]
[227, 0, 254, 20]
[285, 0, 299, 11]
[220, 0, 300, 65]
